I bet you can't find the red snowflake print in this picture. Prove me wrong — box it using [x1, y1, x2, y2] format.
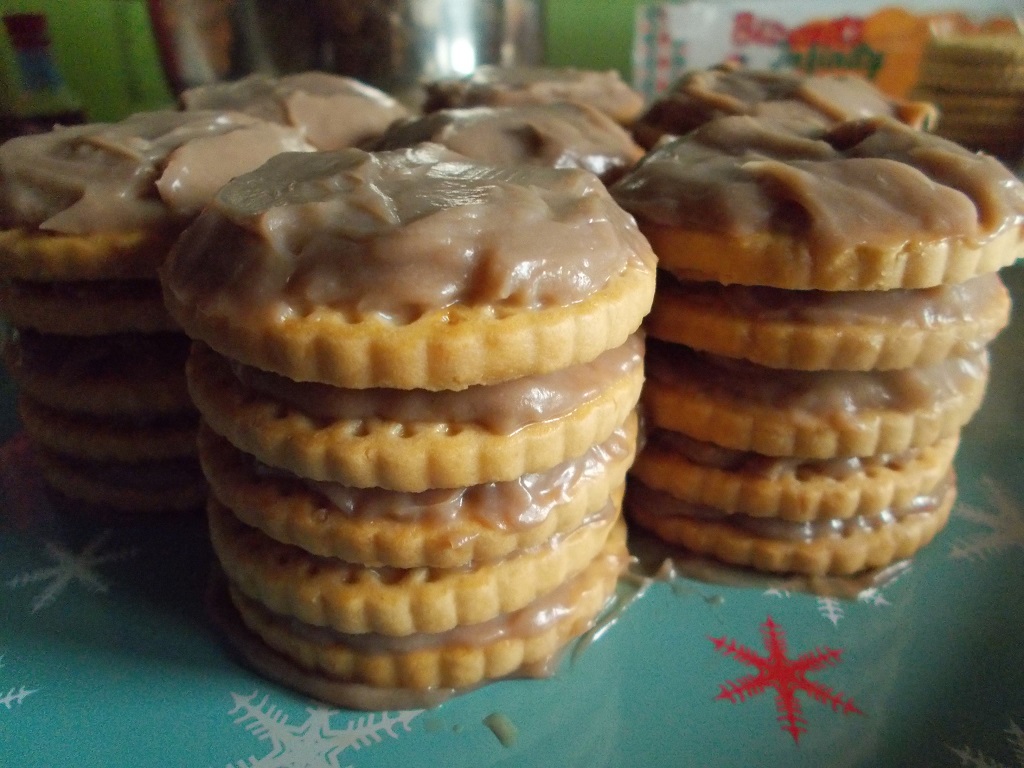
[710, 615, 863, 744]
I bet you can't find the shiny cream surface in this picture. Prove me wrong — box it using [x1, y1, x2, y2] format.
[182, 71, 409, 150]
[165, 143, 656, 323]
[0, 110, 312, 233]
[612, 116, 1024, 255]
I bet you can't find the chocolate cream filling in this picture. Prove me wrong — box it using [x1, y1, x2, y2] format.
[630, 476, 952, 542]
[233, 334, 643, 435]
[646, 339, 988, 416]
[252, 422, 633, 529]
[659, 271, 1004, 330]
[647, 428, 922, 481]
[239, 535, 627, 654]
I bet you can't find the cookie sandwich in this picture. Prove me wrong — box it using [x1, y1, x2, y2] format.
[373, 102, 644, 184]
[612, 115, 1022, 575]
[424, 65, 646, 126]
[162, 143, 657, 706]
[0, 110, 312, 516]
[181, 71, 410, 151]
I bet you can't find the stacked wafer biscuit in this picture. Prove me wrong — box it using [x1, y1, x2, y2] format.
[612, 115, 1022, 576]
[0, 111, 312, 516]
[161, 144, 656, 705]
[912, 33, 1024, 162]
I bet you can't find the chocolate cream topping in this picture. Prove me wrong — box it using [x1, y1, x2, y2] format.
[233, 333, 643, 434]
[424, 65, 644, 121]
[165, 143, 656, 324]
[612, 116, 1024, 255]
[181, 71, 409, 151]
[372, 103, 643, 182]
[0, 110, 313, 233]
[637, 63, 936, 141]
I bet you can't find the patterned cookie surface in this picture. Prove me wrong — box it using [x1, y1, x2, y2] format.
[189, 342, 644, 490]
[631, 428, 958, 521]
[209, 497, 621, 636]
[646, 272, 1010, 370]
[643, 341, 989, 459]
[627, 478, 954, 576]
[200, 415, 635, 568]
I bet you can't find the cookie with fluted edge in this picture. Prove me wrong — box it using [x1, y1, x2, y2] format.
[208, 495, 621, 636]
[0, 228, 178, 283]
[646, 272, 1010, 371]
[631, 428, 958, 521]
[0, 279, 176, 335]
[188, 341, 644, 491]
[611, 116, 1024, 292]
[627, 477, 954, 576]
[200, 413, 636, 568]
[35, 447, 206, 513]
[643, 341, 988, 459]
[3, 330, 193, 416]
[161, 145, 657, 391]
[224, 520, 625, 692]
[18, 395, 198, 462]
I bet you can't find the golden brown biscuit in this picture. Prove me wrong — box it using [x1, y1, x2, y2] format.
[3, 330, 193, 415]
[35, 448, 206, 513]
[645, 272, 1011, 370]
[200, 413, 636, 568]
[631, 427, 958, 521]
[188, 341, 644, 490]
[626, 477, 954, 576]
[225, 519, 626, 691]
[643, 340, 988, 459]
[612, 116, 1024, 291]
[208, 495, 621, 636]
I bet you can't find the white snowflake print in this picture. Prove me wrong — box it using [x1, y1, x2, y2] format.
[950, 720, 1024, 767]
[6, 530, 139, 613]
[0, 654, 37, 712]
[226, 690, 422, 768]
[951, 477, 1024, 561]
[764, 571, 906, 626]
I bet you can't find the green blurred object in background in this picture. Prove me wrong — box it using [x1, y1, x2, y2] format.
[544, 0, 647, 80]
[0, 0, 643, 131]
[0, 0, 174, 131]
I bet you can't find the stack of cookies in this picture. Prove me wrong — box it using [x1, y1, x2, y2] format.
[0, 110, 311, 516]
[161, 144, 656, 705]
[912, 33, 1024, 162]
[612, 115, 1022, 576]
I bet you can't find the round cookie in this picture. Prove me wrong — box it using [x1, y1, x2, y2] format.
[372, 103, 644, 184]
[627, 476, 955, 576]
[208, 495, 622, 636]
[611, 116, 1024, 291]
[162, 144, 657, 390]
[631, 427, 958, 521]
[200, 413, 636, 568]
[645, 272, 1011, 371]
[35, 448, 207, 514]
[225, 521, 626, 691]
[208, 517, 627, 705]
[188, 339, 643, 491]
[633, 63, 937, 149]
[423, 65, 645, 125]
[3, 330, 193, 415]
[643, 340, 988, 459]
[181, 71, 410, 151]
